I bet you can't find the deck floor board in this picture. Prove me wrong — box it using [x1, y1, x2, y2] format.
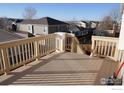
[0, 52, 118, 85]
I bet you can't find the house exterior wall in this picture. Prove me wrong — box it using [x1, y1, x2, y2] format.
[17, 24, 28, 32]
[18, 23, 68, 35]
[33, 25, 48, 35]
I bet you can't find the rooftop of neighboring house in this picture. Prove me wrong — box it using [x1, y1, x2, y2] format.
[0, 18, 23, 28]
[0, 30, 24, 42]
[18, 17, 68, 25]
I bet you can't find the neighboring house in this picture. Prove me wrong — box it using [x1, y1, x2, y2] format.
[67, 22, 80, 33]
[0, 17, 22, 31]
[90, 21, 99, 29]
[66, 21, 87, 29]
[17, 17, 69, 35]
[80, 21, 88, 28]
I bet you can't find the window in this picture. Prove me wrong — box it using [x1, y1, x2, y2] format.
[44, 26, 48, 32]
[28, 25, 31, 30]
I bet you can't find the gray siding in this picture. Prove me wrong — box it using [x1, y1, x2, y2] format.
[17, 23, 68, 35]
[17, 24, 28, 32]
[33, 25, 48, 35]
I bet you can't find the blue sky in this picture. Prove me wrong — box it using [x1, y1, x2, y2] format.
[0, 3, 120, 21]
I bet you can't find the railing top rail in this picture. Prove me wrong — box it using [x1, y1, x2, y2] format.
[92, 36, 119, 42]
[0, 34, 57, 48]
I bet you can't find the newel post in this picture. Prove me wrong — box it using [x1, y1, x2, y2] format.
[71, 37, 74, 52]
[90, 36, 95, 57]
[55, 33, 65, 52]
[35, 40, 40, 61]
[1, 48, 10, 75]
[59, 36, 65, 52]
[114, 42, 119, 61]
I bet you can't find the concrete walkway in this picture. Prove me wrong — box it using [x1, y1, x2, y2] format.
[0, 52, 118, 85]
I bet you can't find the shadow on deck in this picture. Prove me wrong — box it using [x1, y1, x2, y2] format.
[0, 52, 118, 85]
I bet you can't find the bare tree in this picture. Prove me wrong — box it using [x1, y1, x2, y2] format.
[99, 16, 113, 30]
[23, 7, 37, 19]
[110, 9, 121, 23]
[97, 8, 121, 31]
[109, 9, 121, 33]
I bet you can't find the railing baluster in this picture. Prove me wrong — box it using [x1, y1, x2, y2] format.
[28, 43, 31, 59]
[107, 42, 111, 56]
[48, 38, 50, 52]
[111, 42, 114, 57]
[41, 40, 43, 56]
[50, 37, 52, 51]
[6, 49, 11, 67]
[46, 38, 48, 54]
[0, 50, 3, 71]
[44, 37, 47, 55]
[52, 37, 53, 51]
[22, 44, 25, 63]
[38, 41, 41, 56]
[14, 46, 18, 65]
[25, 44, 28, 61]
[101, 41, 104, 55]
[48, 37, 50, 52]
[95, 40, 98, 54]
[104, 41, 107, 56]
[1, 48, 10, 75]
[30, 42, 33, 59]
[98, 40, 101, 54]
[43, 39, 45, 55]
[10, 47, 15, 66]
[18, 45, 22, 63]
[54, 38, 55, 50]
[42, 39, 44, 55]
[51, 37, 53, 51]
[42, 40, 44, 56]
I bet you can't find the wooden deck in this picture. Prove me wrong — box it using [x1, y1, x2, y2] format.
[0, 52, 118, 85]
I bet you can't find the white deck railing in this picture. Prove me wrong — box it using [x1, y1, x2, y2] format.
[1, 33, 124, 79]
[0, 33, 83, 75]
[0, 34, 57, 75]
[91, 36, 124, 78]
[91, 36, 119, 60]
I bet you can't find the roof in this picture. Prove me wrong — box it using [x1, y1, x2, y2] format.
[18, 19, 39, 24]
[0, 30, 24, 42]
[18, 17, 68, 25]
[68, 24, 80, 32]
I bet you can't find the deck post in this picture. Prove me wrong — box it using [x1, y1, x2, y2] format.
[71, 37, 74, 52]
[1, 48, 10, 75]
[55, 33, 65, 52]
[35, 40, 40, 62]
[114, 44, 119, 61]
[60, 36, 65, 52]
[55, 35, 61, 52]
[90, 36, 95, 57]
